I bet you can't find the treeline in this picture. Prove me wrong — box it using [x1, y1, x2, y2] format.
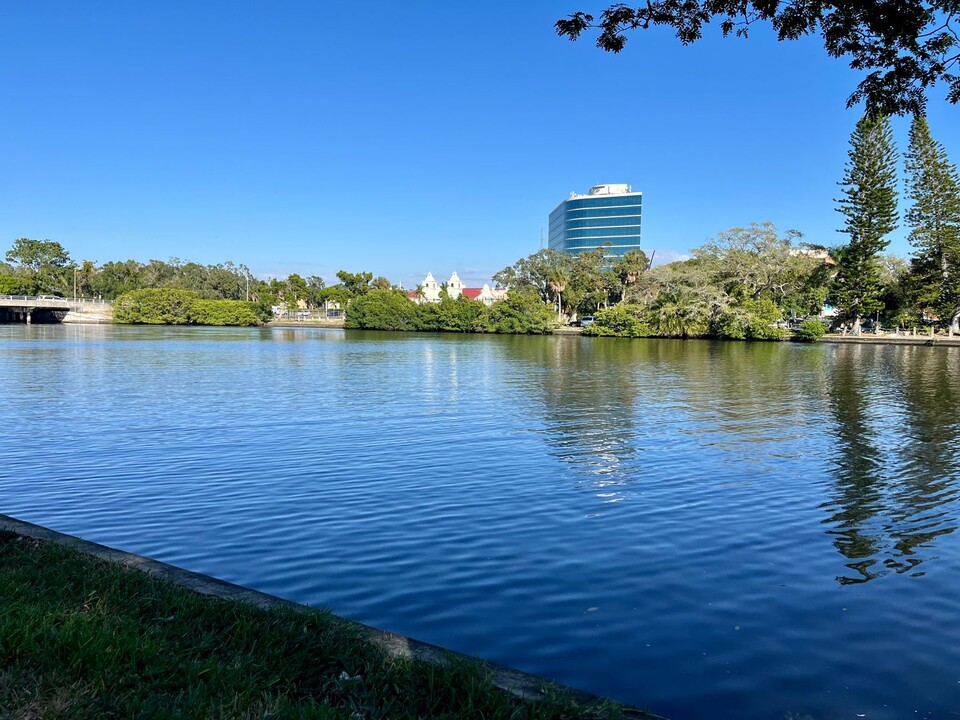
[498, 113, 960, 340]
[6, 114, 957, 338]
[344, 289, 555, 334]
[0, 244, 392, 314]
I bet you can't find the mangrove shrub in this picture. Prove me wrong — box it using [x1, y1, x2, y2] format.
[114, 288, 264, 326]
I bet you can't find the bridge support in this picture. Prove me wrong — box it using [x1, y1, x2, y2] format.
[25, 310, 31, 324]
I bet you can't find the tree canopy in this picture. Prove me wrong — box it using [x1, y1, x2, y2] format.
[556, 2, 960, 115]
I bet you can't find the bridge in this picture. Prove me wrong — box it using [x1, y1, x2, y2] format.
[0, 296, 110, 324]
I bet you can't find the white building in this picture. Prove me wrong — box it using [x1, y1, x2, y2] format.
[407, 272, 502, 306]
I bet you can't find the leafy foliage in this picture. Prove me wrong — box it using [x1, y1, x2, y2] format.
[344, 289, 420, 331]
[583, 304, 650, 336]
[189, 299, 264, 326]
[113, 289, 264, 326]
[344, 289, 557, 335]
[556, 2, 960, 115]
[4, 238, 72, 295]
[795, 318, 829, 341]
[0, 274, 30, 295]
[483, 288, 558, 334]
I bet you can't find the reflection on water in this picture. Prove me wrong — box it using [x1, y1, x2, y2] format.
[823, 344, 960, 584]
[499, 335, 960, 586]
[3, 325, 960, 719]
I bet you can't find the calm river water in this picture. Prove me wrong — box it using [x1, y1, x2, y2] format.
[2, 324, 959, 719]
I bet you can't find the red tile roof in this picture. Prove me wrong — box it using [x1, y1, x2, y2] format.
[461, 288, 483, 300]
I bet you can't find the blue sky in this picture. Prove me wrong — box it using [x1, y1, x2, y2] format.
[2, 2, 958, 289]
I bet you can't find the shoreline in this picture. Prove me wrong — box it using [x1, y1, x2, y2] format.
[0, 513, 661, 720]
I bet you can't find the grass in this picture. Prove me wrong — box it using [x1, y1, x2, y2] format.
[0, 531, 634, 720]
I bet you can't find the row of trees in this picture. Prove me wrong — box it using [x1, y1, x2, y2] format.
[492, 247, 650, 319]
[495, 113, 960, 340]
[833, 113, 960, 333]
[6, 110, 956, 337]
[0, 241, 397, 319]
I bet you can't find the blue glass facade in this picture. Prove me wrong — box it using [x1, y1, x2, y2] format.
[548, 188, 642, 258]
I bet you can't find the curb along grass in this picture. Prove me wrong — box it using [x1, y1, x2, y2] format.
[0, 515, 663, 720]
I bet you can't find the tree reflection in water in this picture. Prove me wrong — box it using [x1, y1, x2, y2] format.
[824, 343, 960, 584]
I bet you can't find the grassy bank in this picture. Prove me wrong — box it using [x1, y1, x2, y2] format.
[0, 531, 637, 720]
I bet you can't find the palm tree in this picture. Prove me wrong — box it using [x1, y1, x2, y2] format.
[547, 266, 569, 319]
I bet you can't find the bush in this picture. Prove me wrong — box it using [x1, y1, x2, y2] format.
[114, 288, 266, 326]
[715, 298, 787, 340]
[114, 288, 198, 324]
[483, 289, 556, 334]
[584, 304, 651, 337]
[189, 299, 262, 326]
[795, 318, 828, 341]
[438, 296, 486, 332]
[344, 289, 419, 331]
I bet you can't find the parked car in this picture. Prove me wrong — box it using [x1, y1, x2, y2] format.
[579, 315, 596, 328]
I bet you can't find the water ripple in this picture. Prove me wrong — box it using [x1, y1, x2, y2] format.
[2, 327, 960, 719]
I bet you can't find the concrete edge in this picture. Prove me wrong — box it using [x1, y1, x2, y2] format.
[0, 514, 664, 720]
[820, 335, 960, 347]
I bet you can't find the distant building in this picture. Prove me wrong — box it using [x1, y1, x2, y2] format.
[406, 272, 502, 306]
[548, 184, 643, 258]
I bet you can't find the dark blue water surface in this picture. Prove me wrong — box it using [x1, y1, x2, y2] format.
[2, 324, 959, 719]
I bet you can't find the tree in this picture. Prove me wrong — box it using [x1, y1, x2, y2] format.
[692, 223, 817, 308]
[546, 264, 570, 318]
[5, 238, 71, 272]
[833, 114, 899, 333]
[556, 2, 960, 115]
[305, 275, 326, 307]
[904, 114, 960, 330]
[336, 270, 373, 298]
[569, 248, 614, 313]
[5, 238, 72, 294]
[611, 249, 650, 303]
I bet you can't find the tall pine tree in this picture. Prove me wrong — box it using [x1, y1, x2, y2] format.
[904, 115, 960, 331]
[833, 114, 899, 333]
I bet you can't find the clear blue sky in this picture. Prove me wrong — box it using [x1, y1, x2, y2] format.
[2, 2, 958, 289]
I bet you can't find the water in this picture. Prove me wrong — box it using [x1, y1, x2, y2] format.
[2, 324, 959, 719]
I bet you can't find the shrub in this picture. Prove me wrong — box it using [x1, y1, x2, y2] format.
[584, 304, 651, 337]
[715, 298, 787, 340]
[114, 288, 198, 324]
[189, 299, 262, 326]
[483, 289, 556, 334]
[114, 288, 266, 326]
[438, 296, 486, 332]
[795, 318, 828, 341]
[344, 289, 419, 331]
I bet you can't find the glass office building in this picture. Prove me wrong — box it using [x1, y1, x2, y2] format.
[548, 184, 642, 258]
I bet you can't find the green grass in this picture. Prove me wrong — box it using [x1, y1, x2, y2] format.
[0, 532, 632, 720]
